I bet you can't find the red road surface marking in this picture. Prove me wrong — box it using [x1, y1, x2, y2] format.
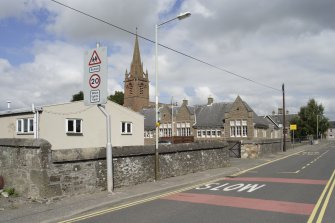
[163, 193, 314, 215]
[225, 177, 327, 185]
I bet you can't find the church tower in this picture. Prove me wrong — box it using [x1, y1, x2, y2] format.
[123, 34, 149, 112]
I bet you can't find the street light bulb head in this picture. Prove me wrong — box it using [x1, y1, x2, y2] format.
[177, 12, 191, 20]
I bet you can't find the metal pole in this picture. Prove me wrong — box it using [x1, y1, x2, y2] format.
[98, 105, 113, 192]
[316, 115, 319, 140]
[155, 24, 159, 181]
[282, 83, 286, 152]
[171, 96, 174, 137]
[293, 130, 295, 148]
[154, 12, 190, 181]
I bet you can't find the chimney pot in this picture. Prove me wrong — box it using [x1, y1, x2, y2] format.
[207, 97, 214, 105]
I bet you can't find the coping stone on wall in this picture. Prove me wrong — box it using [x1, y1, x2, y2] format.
[0, 138, 51, 152]
[51, 141, 229, 163]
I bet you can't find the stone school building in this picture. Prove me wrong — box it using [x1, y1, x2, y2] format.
[122, 34, 281, 145]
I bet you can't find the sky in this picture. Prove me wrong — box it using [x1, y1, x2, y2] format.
[0, 0, 334, 120]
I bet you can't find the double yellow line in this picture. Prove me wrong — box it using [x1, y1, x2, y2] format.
[59, 149, 303, 223]
[307, 169, 335, 223]
[58, 182, 208, 223]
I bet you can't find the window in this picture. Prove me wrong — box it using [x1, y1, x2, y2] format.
[144, 131, 154, 138]
[242, 126, 248, 137]
[176, 122, 191, 136]
[66, 119, 82, 134]
[159, 124, 172, 137]
[217, 130, 222, 137]
[212, 130, 216, 137]
[17, 118, 34, 134]
[230, 126, 236, 137]
[262, 130, 266, 138]
[242, 120, 248, 137]
[230, 120, 248, 138]
[197, 130, 201, 137]
[121, 122, 132, 134]
[254, 129, 258, 138]
[236, 126, 241, 137]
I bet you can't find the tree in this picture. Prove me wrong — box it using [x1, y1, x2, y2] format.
[290, 99, 329, 139]
[108, 91, 124, 105]
[71, 91, 84, 102]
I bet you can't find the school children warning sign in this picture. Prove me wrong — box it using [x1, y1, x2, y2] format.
[84, 47, 108, 105]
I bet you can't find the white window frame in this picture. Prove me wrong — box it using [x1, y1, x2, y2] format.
[16, 118, 34, 134]
[236, 126, 241, 137]
[262, 130, 267, 138]
[230, 126, 236, 137]
[242, 126, 248, 137]
[212, 130, 216, 137]
[66, 119, 82, 134]
[121, 121, 133, 135]
[230, 120, 248, 138]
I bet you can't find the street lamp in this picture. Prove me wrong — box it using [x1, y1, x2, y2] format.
[155, 12, 191, 180]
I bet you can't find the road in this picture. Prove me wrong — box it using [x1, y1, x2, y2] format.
[60, 142, 335, 223]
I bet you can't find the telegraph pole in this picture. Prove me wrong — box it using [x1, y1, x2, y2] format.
[282, 83, 286, 152]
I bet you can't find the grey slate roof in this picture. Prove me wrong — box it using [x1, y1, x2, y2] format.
[329, 121, 335, 129]
[141, 100, 272, 130]
[267, 114, 297, 126]
[141, 108, 156, 131]
[0, 107, 34, 117]
[193, 102, 232, 128]
[254, 114, 271, 129]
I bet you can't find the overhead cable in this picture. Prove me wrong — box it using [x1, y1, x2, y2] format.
[50, 0, 281, 92]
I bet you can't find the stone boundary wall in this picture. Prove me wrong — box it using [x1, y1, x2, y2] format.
[0, 139, 229, 200]
[240, 139, 292, 159]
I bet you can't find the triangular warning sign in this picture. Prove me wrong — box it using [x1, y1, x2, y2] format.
[88, 50, 101, 65]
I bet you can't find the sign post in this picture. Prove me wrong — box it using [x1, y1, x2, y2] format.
[84, 45, 113, 192]
[290, 124, 297, 146]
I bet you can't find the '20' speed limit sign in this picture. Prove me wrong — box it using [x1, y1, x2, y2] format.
[89, 74, 100, 88]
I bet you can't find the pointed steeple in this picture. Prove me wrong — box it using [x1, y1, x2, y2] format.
[123, 29, 150, 112]
[129, 30, 145, 79]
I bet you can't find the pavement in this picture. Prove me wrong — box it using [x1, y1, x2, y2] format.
[0, 142, 331, 223]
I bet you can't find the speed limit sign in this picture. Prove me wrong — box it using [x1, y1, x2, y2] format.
[84, 47, 107, 105]
[89, 74, 100, 88]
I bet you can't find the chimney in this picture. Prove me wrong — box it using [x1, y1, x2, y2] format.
[278, 108, 283, 115]
[182, 99, 188, 106]
[272, 110, 275, 115]
[207, 97, 214, 105]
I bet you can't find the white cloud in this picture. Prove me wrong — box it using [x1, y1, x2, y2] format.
[1, 0, 335, 121]
[181, 1, 214, 18]
[0, 41, 85, 109]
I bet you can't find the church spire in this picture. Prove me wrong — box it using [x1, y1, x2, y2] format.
[129, 29, 145, 79]
[123, 29, 150, 112]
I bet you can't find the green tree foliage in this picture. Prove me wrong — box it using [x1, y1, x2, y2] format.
[290, 99, 329, 139]
[108, 91, 124, 105]
[71, 91, 84, 102]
